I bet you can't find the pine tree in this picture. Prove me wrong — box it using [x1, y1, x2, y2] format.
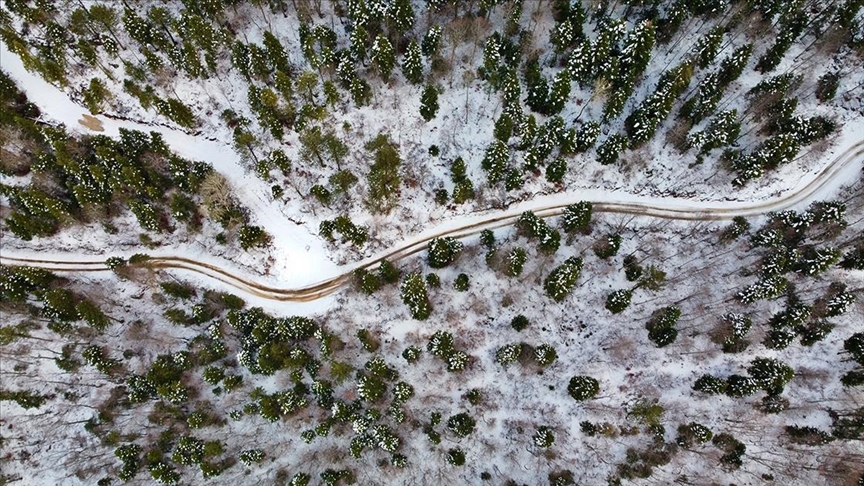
[371, 35, 396, 81]
[605, 288, 633, 314]
[422, 25, 442, 57]
[625, 63, 693, 147]
[619, 20, 655, 82]
[544, 257, 583, 301]
[692, 26, 724, 68]
[386, 0, 414, 36]
[402, 40, 423, 84]
[688, 110, 741, 155]
[567, 40, 593, 85]
[533, 426, 555, 448]
[400, 273, 431, 320]
[419, 85, 439, 122]
[366, 134, 402, 213]
[561, 201, 592, 233]
[568, 375, 599, 401]
[481, 34, 503, 88]
[546, 70, 571, 115]
[481, 140, 510, 183]
[596, 134, 628, 165]
[427, 237, 464, 268]
[524, 59, 549, 114]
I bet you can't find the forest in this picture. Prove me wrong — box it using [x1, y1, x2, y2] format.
[0, 0, 863, 484]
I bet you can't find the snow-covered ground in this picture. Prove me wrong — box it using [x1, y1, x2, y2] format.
[1, 3, 863, 485]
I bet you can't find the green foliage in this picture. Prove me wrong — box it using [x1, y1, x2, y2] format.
[495, 343, 524, 366]
[427, 237, 464, 268]
[366, 134, 402, 214]
[402, 345, 422, 363]
[567, 376, 599, 401]
[605, 289, 633, 314]
[561, 202, 592, 233]
[544, 257, 583, 301]
[593, 233, 621, 259]
[446, 448, 466, 466]
[0, 389, 48, 409]
[447, 413, 476, 437]
[400, 273, 431, 320]
[353, 269, 382, 295]
[596, 134, 628, 166]
[238, 225, 270, 251]
[511, 315, 529, 332]
[646, 306, 681, 347]
[371, 35, 395, 81]
[534, 344, 557, 366]
[420, 85, 439, 122]
[693, 374, 727, 394]
[453, 273, 470, 291]
[676, 422, 713, 448]
[533, 426, 555, 448]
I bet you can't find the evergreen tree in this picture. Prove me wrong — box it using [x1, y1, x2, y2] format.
[388, 0, 415, 39]
[561, 201, 592, 233]
[544, 257, 583, 301]
[481, 140, 510, 183]
[371, 35, 396, 81]
[427, 237, 464, 268]
[625, 63, 693, 147]
[401, 40, 423, 84]
[400, 273, 431, 320]
[568, 375, 599, 401]
[605, 288, 633, 314]
[422, 25, 442, 57]
[596, 134, 628, 166]
[420, 85, 439, 122]
[524, 59, 550, 114]
[546, 71, 571, 115]
[366, 134, 402, 213]
[688, 110, 741, 155]
[619, 20, 655, 82]
[692, 26, 724, 68]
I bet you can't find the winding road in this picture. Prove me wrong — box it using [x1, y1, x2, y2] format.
[2, 140, 862, 302]
[0, 41, 862, 303]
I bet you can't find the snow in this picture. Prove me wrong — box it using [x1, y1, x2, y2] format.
[1, 3, 863, 485]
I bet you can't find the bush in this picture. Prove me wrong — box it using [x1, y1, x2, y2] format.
[567, 376, 599, 401]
